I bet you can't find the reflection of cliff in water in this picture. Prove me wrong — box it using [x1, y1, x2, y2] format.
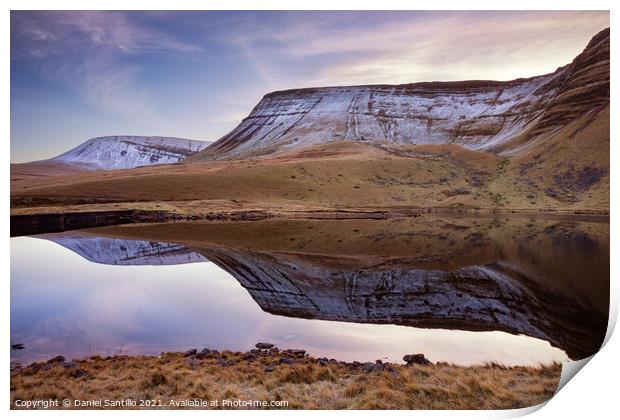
[36, 216, 609, 361]
[195, 220, 608, 361]
[34, 232, 208, 266]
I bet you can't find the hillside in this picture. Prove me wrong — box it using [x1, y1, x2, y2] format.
[193, 28, 608, 162]
[10, 29, 609, 216]
[11, 136, 211, 180]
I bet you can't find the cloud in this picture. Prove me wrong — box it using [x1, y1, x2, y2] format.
[12, 11, 204, 57]
[216, 11, 609, 88]
[11, 11, 204, 117]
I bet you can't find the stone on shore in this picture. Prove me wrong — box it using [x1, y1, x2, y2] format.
[196, 348, 218, 359]
[285, 349, 306, 357]
[363, 362, 376, 373]
[47, 355, 65, 364]
[255, 342, 274, 350]
[403, 353, 432, 365]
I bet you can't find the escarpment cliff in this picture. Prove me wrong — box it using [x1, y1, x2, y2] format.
[194, 28, 609, 161]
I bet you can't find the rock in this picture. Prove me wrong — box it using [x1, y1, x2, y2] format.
[71, 368, 88, 379]
[385, 366, 399, 376]
[255, 342, 274, 350]
[11, 343, 25, 350]
[47, 355, 65, 364]
[242, 353, 256, 361]
[27, 362, 42, 374]
[278, 357, 294, 364]
[285, 349, 306, 357]
[196, 348, 217, 359]
[184, 349, 197, 357]
[186, 358, 201, 368]
[363, 362, 376, 373]
[403, 353, 432, 365]
[62, 361, 76, 369]
[264, 365, 275, 373]
[375, 359, 383, 364]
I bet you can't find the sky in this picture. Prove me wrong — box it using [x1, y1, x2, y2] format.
[10, 10, 609, 163]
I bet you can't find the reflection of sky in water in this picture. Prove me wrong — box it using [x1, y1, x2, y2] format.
[11, 236, 569, 366]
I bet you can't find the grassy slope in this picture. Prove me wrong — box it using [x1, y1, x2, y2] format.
[11, 352, 561, 410]
[10, 106, 609, 215]
[11, 161, 90, 181]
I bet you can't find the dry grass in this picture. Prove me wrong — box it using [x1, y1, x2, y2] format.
[11, 350, 561, 410]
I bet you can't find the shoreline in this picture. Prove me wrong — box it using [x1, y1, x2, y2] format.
[11, 345, 562, 410]
[10, 205, 610, 237]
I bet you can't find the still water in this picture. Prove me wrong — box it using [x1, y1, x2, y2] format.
[10, 216, 609, 367]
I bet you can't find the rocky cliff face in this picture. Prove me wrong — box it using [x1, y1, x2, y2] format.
[50, 136, 211, 170]
[196, 28, 609, 161]
[36, 232, 208, 265]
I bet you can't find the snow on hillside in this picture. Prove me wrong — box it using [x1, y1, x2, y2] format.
[50, 136, 211, 170]
[198, 28, 609, 161]
[199, 72, 564, 160]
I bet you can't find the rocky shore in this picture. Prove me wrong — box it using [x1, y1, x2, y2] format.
[11, 344, 562, 410]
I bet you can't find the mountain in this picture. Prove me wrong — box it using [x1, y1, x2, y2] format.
[194, 28, 608, 161]
[49, 136, 211, 170]
[10, 29, 609, 214]
[11, 136, 212, 181]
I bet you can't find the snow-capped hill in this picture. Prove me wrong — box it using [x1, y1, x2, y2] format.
[50, 136, 211, 170]
[195, 28, 608, 161]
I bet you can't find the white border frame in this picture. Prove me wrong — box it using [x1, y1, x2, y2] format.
[3, 2, 616, 419]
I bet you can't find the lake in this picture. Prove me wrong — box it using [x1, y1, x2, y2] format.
[10, 215, 609, 367]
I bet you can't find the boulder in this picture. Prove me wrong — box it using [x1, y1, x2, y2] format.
[285, 349, 306, 357]
[47, 355, 65, 364]
[255, 342, 274, 350]
[403, 353, 432, 365]
[363, 362, 376, 373]
[71, 368, 88, 379]
[196, 348, 218, 359]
